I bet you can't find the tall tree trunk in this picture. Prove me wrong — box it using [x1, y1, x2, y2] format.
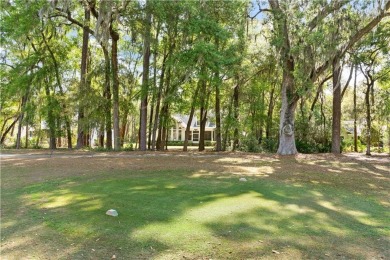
[103, 46, 112, 149]
[44, 79, 56, 150]
[151, 51, 167, 150]
[199, 107, 208, 152]
[233, 83, 240, 151]
[41, 31, 72, 149]
[198, 74, 208, 152]
[215, 75, 222, 151]
[120, 110, 129, 146]
[25, 122, 28, 148]
[57, 118, 62, 148]
[183, 82, 201, 151]
[35, 116, 41, 148]
[148, 22, 160, 150]
[266, 85, 275, 139]
[157, 57, 172, 151]
[222, 94, 234, 151]
[111, 28, 120, 151]
[99, 125, 104, 147]
[353, 64, 358, 152]
[320, 92, 327, 147]
[365, 78, 373, 156]
[139, 4, 152, 151]
[16, 94, 28, 149]
[76, 7, 90, 149]
[277, 71, 298, 155]
[331, 56, 342, 154]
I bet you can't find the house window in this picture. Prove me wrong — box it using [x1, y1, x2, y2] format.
[205, 131, 212, 141]
[172, 124, 177, 140]
[193, 130, 199, 141]
[178, 127, 182, 140]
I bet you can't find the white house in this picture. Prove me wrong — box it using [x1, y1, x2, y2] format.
[169, 114, 216, 142]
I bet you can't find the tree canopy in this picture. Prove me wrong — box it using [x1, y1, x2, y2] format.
[1, 0, 389, 155]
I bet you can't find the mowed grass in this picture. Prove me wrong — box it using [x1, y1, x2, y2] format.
[1, 151, 389, 259]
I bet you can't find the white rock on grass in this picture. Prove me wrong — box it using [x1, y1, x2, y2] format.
[239, 178, 247, 182]
[106, 209, 118, 217]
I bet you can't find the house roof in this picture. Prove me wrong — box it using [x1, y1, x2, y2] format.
[172, 114, 216, 129]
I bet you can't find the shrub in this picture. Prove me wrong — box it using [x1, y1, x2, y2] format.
[239, 135, 262, 153]
[261, 138, 278, 153]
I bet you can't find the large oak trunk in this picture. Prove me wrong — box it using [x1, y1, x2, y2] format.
[76, 8, 90, 149]
[277, 71, 298, 155]
[331, 57, 342, 154]
[277, 96, 298, 155]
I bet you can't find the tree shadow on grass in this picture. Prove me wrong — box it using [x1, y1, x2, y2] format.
[1, 154, 389, 259]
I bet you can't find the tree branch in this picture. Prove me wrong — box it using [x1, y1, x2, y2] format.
[308, 0, 350, 31]
[341, 65, 354, 100]
[340, 1, 390, 57]
[248, 8, 272, 20]
[52, 8, 95, 35]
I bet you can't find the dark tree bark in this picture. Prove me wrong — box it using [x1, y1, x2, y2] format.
[183, 82, 201, 151]
[139, 4, 152, 151]
[266, 84, 276, 139]
[151, 51, 167, 150]
[198, 75, 209, 152]
[1, 116, 19, 145]
[199, 105, 208, 152]
[363, 69, 374, 156]
[233, 83, 240, 151]
[331, 56, 342, 154]
[44, 78, 56, 150]
[103, 46, 112, 149]
[76, 7, 90, 149]
[110, 28, 120, 151]
[215, 79, 222, 151]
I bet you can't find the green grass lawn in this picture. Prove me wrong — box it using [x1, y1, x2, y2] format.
[1, 151, 389, 259]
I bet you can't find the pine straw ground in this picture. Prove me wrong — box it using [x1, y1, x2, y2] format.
[1, 150, 389, 260]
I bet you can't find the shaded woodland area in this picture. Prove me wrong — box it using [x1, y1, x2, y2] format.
[1, 0, 390, 155]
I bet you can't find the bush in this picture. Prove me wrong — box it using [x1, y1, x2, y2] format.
[296, 140, 331, 153]
[239, 135, 262, 153]
[122, 143, 134, 151]
[261, 138, 278, 153]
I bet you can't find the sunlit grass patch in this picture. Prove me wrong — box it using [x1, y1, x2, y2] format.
[1, 153, 389, 259]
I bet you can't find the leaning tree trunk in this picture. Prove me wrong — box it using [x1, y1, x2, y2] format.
[1, 116, 19, 145]
[331, 56, 342, 154]
[183, 82, 200, 151]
